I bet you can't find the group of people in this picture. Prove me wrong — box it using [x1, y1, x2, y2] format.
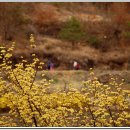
[47, 60, 80, 70]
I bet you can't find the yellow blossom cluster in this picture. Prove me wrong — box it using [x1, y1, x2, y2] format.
[0, 37, 130, 127]
[29, 34, 36, 48]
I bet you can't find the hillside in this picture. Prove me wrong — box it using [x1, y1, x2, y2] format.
[1, 2, 130, 70]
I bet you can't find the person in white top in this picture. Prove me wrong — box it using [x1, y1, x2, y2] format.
[73, 61, 78, 70]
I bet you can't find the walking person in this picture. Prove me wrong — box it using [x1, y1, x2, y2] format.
[76, 62, 80, 70]
[50, 62, 54, 70]
[47, 60, 51, 70]
[73, 61, 77, 70]
[73, 61, 80, 70]
[47, 60, 54, 72]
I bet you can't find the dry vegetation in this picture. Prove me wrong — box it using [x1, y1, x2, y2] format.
[1, 5, 130, 126]
[1, 3, 130, 70]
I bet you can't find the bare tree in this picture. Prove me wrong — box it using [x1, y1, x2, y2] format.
[0, 3, 28, 41]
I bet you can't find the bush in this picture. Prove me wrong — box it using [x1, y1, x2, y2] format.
[0, 36, 130, 127]
[59, 17, 86, 46]
[88, 36, 101, 48]
[122, 22, 130, 39]
[122, 31, 130, 39]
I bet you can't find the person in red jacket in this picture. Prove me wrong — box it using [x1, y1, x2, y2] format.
[73, 61, 80, 70]
[76, 63, 80, 70]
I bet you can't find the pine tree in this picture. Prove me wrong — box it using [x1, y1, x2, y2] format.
[59, 17, 86, 46]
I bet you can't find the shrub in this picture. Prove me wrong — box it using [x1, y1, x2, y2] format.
[122, 31, 130, 39]
[122, 22, 130, 40]
[59, 17, 86, 46]
[0, 36, 130, 127]
[88, 36, 101, 48]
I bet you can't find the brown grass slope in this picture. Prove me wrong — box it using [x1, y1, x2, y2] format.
[1, 3, 130, 70]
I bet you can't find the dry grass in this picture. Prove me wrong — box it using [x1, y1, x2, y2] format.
[36, 70, 130, 92]
[9, 35, 130, 70]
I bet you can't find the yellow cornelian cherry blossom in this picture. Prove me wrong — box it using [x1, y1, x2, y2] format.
[0, 36, 130, 127]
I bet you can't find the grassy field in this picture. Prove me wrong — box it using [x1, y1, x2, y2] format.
[36, 70, 130, 92]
